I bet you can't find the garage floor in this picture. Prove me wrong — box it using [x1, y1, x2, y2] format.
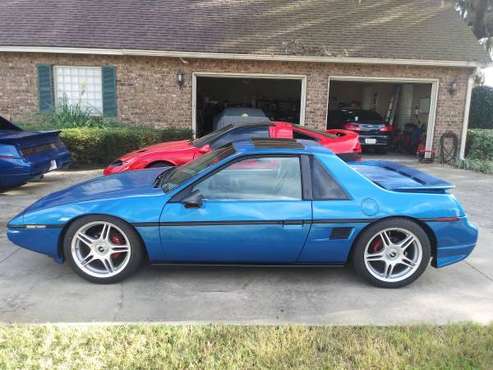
[1, 163, 492, 324]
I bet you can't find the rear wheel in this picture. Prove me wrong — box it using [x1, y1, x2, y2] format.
[63, 215, 144, 284]
[352, 218, 431, 288]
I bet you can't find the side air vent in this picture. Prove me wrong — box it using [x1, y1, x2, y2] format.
[330, 227, 353, 240]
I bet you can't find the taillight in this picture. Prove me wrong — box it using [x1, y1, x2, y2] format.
[380, 124, 393, 132]
[354, 141, 362, 153]
[343, 122, 360, 131]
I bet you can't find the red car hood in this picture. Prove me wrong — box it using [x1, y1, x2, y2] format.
[120, 139, 194, 160]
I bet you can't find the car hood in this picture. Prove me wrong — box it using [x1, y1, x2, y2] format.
[24, 168, 165, 213]
[120, 139, 194, 160]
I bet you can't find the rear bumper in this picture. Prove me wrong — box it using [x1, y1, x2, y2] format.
[426, 217, 479, 268]
[0, 150, 71, 188]
[359, 133, 391, 147]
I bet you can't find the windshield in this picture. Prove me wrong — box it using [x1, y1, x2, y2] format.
[192, 125, 234, 147]
[342, 110, 384, 122]
[163, 145, 235, 192]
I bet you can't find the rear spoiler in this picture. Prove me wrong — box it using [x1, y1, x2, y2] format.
[350, 160, 454, 193]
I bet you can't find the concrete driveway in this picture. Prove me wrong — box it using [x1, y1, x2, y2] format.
[1, 162, 492, 324]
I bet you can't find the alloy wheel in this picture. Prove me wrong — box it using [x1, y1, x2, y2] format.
[70, 221, 132, 278]
[364, 227, 423, 283]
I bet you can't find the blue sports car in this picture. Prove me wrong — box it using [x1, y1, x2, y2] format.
[7, 139, 478, 288]
[0, 115, 71, 188]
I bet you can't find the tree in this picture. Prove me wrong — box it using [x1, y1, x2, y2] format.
[456, 0, 493, 52]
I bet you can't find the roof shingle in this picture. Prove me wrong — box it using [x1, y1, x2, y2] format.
[0, 0, 489, 64]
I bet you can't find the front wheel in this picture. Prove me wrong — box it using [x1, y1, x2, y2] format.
[352, 218, 431, 288]
[63, 215, 145, 284]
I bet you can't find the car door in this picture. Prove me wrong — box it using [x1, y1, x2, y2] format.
[297, 156, 365, 264]
[160, 155, 311, 263]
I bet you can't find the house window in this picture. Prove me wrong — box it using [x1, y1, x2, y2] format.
[54, 66, 103, 114]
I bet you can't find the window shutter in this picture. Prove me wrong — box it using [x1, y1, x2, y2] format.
[102, 65, 117, 117]
[37, 64, 54, 112]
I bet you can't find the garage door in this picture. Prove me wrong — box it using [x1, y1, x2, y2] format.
[193, 73, 306, 137]
[327, 77, 438, 158]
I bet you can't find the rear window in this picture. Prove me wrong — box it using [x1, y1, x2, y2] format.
[311, 158, 348, 200]
[342, 110, 383, 122]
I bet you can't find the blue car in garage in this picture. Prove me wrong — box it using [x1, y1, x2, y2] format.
[0, 115, 71, 188]
[7, 138, 477, 288]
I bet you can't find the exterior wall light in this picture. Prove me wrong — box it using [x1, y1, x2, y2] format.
[177, 71, 185, 89]
[448, 79, 458, 96]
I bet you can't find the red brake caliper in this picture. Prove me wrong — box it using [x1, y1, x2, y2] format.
[110, 232, 125, 259]
[371, 238, 383, 253]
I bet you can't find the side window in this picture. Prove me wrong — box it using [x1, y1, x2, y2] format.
[311, 158, 348, 200]
[293, 130, 317, 141]
[211, 126, 269, 149]
[194, 156, 302, 200]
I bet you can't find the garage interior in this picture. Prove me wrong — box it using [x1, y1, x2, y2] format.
[328, 80, 433, 156]
[195, 76, 303, 137]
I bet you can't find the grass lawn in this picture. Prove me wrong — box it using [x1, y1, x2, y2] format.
[0, 324, 492, 369]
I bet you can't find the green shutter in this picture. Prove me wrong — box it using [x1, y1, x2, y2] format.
[102, 65, 117, 117]
[37, 64, 54, 112]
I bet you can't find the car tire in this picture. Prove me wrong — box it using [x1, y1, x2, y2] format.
[63, 215, 145, 284]
[147, 161, 174, 168]
[352, 218, 431, 288]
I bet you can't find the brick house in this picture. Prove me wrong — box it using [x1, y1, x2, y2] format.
[0, 0, 490, 159]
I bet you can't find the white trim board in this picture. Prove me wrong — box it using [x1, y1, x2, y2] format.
[0, 46, 486, 68]
[192, 72, 307, 137]
[327, 76, 440, 159]
[460, 75, 475, 160]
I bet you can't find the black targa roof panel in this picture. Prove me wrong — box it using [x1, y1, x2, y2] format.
[252, 139, 304, 150]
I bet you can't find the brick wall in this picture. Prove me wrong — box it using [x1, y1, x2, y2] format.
[0, 52, 473, 153]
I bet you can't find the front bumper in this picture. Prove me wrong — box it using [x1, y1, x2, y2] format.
[7, 225, 64, 262]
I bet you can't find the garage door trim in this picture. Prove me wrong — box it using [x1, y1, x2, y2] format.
[327, 76, 440, 159]
[192, 72, 308, 138]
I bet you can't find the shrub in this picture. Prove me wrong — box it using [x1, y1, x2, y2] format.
[469, 86, 493, 129]
[17, 102, 121, 130]
[60, 127, 192, 166]
[466, 129, 493, 161]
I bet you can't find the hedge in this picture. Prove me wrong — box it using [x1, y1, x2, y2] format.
[466, 129, 493, 161]
[59, 127, 192, 166]
[460, 129, 493, 174]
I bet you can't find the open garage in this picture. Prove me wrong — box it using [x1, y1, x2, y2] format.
[327, 77, 438, 158]
[193, 73, 306, 137]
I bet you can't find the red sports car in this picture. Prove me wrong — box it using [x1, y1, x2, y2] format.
[103, 122, 361, 175]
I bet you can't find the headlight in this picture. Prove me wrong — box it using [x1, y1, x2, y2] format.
[0, 144, 21, 159]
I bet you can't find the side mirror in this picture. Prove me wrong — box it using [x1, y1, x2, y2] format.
[198, 144, 211, 154]
[182, 189, 203, 209]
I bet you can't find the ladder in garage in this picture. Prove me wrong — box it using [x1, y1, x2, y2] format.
[385, 86, 401, 125]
